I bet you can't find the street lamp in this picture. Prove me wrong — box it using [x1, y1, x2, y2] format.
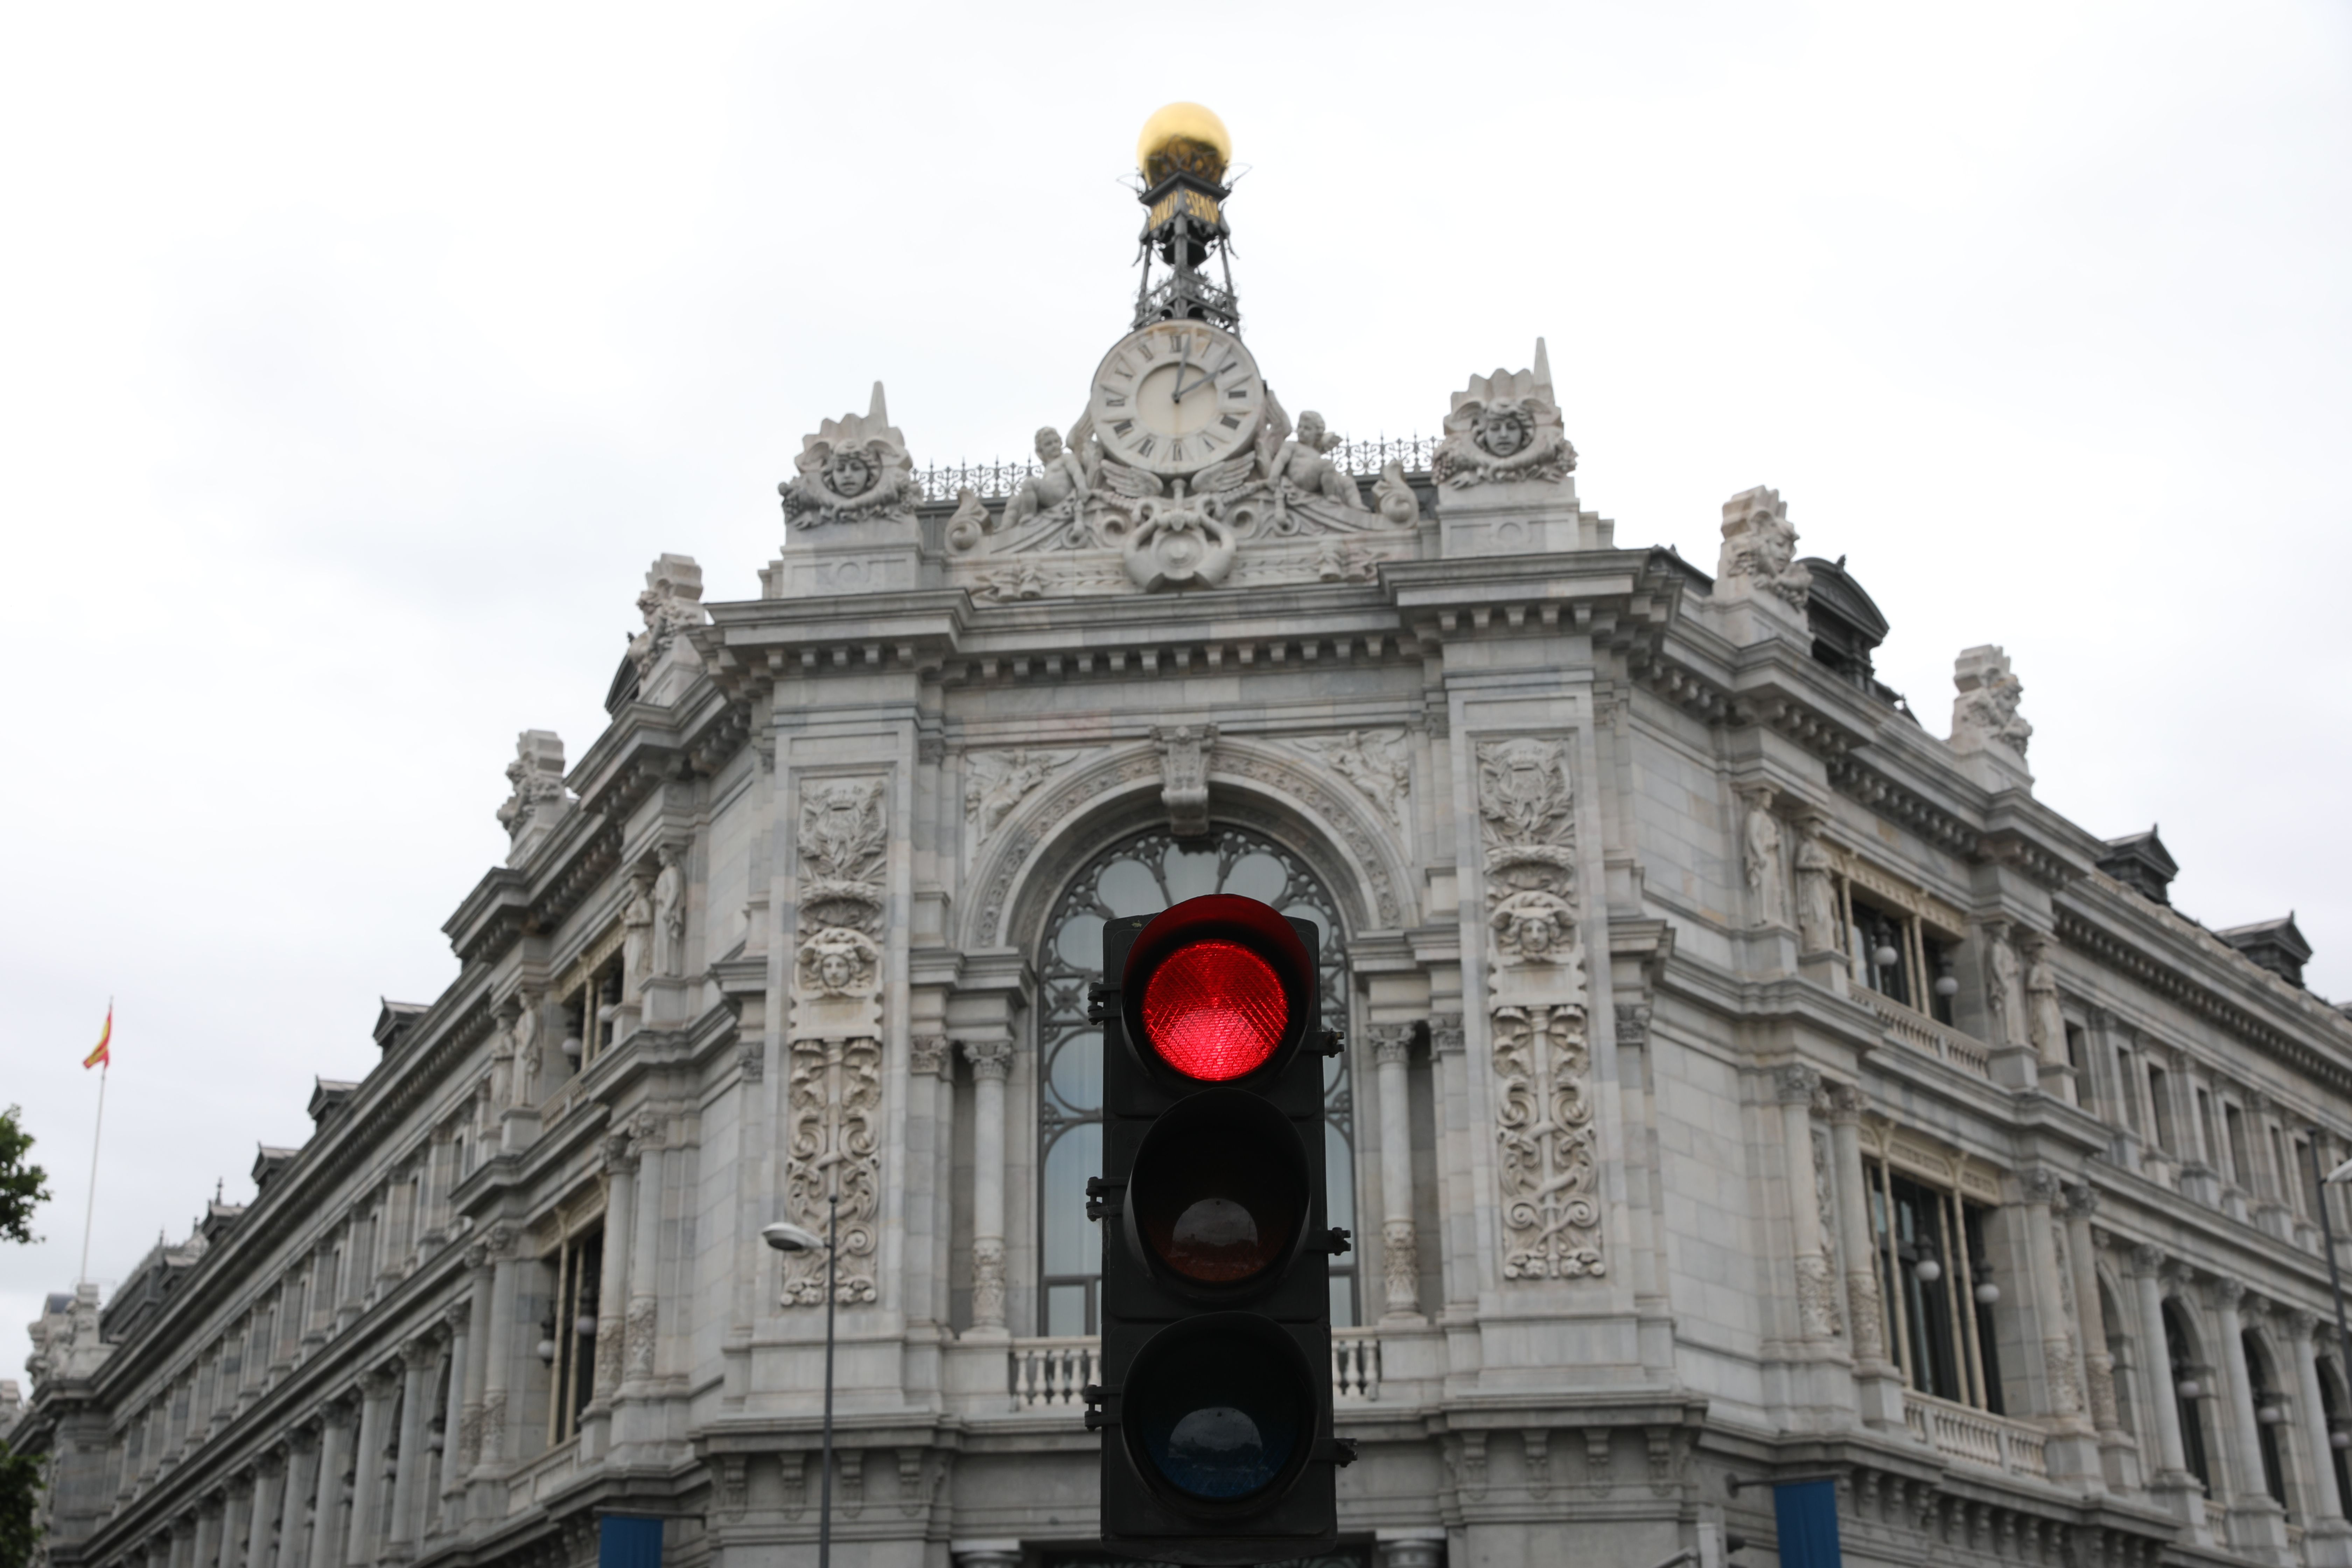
[764, 1204, 838, 1568]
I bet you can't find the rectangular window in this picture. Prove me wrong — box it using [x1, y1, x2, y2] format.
[2147, 1065, 2176, 1152]
[562, 953, 626, 1069]
[545, 1225, 604, 1443]
[2064, 1024, 2088, 1108]
[1868, 1161, 2004, 1413]
[2115, 1046, 2142, 1136]
[2196, 1087, 2218, 1169]
[2224, 1102, 2250, 1188]
[2290, 1136, 2312, 1217]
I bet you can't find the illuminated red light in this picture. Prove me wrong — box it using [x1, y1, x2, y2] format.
[1141, 939, 1289, 1082]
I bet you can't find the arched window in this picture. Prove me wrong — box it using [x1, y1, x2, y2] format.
[2165, 1301, 2214, 1492]
[2245, 1332, 2289, 1506]
[1036, 824, 1357, 1337]
[2319, 1355, 2352, 1513]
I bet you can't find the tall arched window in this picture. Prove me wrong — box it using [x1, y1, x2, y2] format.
[1036, 824, 1356, 1336]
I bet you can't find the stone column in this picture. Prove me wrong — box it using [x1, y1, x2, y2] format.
[434, 1302, 469, 1533]
[2130, 1247, 2204, 1521]
[202, 1490, 231, 1568]
[1825, 1084, 1902, 1427]
[245, 1451, 282, 1568]
[2213, 1278, 2290, 1556]
[2061, 1188, 2132, 1483]
[456, 1244, 493, 1484]
[622, 1125, 664, 1395]
[1370, 1025, 1422, 1322]
[222, 1475, 253, 1568]
[170, 1513, 197, 1568]
[306, 1406, 350, 1568]
[583, 1132, 634, 1462]
[346, 1368, 397, 1564]
[2290, 1308, 2352, 1560]
[963, 1040, 1014, 1336]
[386, 1339, 432, 1556]
[1772, 1065, 1836, 1342]
[274, 1431, 314, 1568]
[475, 1231, 518, 1473]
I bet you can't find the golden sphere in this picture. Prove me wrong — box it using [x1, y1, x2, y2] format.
[1136, 102, 1231, 182]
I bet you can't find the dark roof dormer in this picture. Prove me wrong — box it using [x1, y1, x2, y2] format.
[2217, 914, 2312, 989]
[2098, 826, 2180, 905]
[308, 1078, 359, 1126]
[198, 1200, 245, 1244]
[252, 1145, 300, 1191]
[373, 999, 427, 1054]
[1798, 555, 1913, 713]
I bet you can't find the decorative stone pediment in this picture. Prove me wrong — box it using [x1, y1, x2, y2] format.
[1433, 341, 1574, 491]
[779, 383, 918, 531]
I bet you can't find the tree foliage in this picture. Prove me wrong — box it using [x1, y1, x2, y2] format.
[0, 1441, 39, 1568]
[0, 1105, 49, 1246]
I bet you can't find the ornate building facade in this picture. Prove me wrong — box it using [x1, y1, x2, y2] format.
[13, 106, 2352, 1568]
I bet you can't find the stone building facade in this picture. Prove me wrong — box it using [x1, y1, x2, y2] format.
[13, 137, 2352, 1568]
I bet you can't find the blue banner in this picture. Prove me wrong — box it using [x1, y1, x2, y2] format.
[1774, 1479, 1841, 1568]
[598, 1516, 665, 1568]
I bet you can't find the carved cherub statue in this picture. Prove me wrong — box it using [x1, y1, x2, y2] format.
[999, 426, 1093, 533]
[1259, 409, 1368, 512]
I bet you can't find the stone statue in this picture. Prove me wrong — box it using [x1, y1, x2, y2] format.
[651, 847, 686, 978]
[1743, 796, 1788, 928]
[1986, 925, 2023, 1042]
[625, 556, 705, 678]
[622, 878, 655, 990]
[1716, 488, 1812, 612]
[495, 732, 566, 845]
[944, 487, 991, 553]
[998, 426, 1092, 533]
[510, 1001, 540, 1106]
[2024, 935, 2066, 1058]
[1794, 830, 1838, 954]
[1372, 460, 1420, 527]
[1259, 410, 1368, 513]
[1950, 645, 2033, 757]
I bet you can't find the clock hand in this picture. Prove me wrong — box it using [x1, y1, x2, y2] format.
[1173, 365, 1219, 402]
[1171, 336, 1194, 401]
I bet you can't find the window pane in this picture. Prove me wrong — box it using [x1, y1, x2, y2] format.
[1046, 1284, 1089, 1337]
[1224, 851, 1289, 905]
[1161, 842, 1220, 902]
[1056, 911, 1105, 971]
[1048, 1030, 1103, 1114]
[1096, 858, 1164, 917]
[1042, 1123, 1102, 1276]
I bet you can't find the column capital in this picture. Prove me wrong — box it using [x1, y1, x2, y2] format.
[440, 1298, 470, 1336]
[962, 1039, 1015, 1082]
[2130, 1242, 2168, 1276]
[2286, 1307, 2321, 1342]
[910, 1035, 954, 1079]
[1824, 1081, 1867, 1123]
[2213, 1275, 2248, 1308]
[400, 1337, 438, 1371]
[1772, 1062, 1821, 1104]
[2017, 1167, 2063, 1206]
[1613, 1003, 1651, 1051]
[363, 1363, 402, 1398]
[1429, 1012, 1465, 1056]
[601, 1132, 639, 1176]
[1366, 1024, 1414, 1068]
[2059, 1183, 2101, 1221]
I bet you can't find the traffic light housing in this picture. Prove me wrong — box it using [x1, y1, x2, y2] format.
[1085, 894, 1353, 1564]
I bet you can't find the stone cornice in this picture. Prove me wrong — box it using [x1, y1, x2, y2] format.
[2056, 872, 2352, 1097]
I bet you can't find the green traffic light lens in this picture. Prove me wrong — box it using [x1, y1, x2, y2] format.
[1130, 1089, 1308, 1288]
[1126, 1316, 1312, 1504]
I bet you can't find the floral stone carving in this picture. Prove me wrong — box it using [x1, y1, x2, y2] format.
[1291, 729, 1412, 827]
[783, 776, 889, 1307]
[778, 383, 919, 530]
[1477, 736, 1603, 1280]
[626, 554, 706, 678]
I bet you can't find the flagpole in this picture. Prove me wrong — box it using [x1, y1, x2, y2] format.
[78, 1003, 110, 1286]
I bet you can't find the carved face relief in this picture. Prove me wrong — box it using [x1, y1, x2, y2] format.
[827, 450, 875, 498]
[1478, 406, 1530, 458]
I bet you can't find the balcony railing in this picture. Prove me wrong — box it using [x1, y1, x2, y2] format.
[1903, 1391, 2048, 1478]
[1862, 991, 1992, 1080]
[1008, 1328, 1384, 1412]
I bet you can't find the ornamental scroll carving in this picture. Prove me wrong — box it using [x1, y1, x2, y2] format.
[783, 777, 889, 1308]
[1477, 736, 1602, 1280]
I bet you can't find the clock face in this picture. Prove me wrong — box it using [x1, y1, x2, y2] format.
[1088, 320, 1265, 476]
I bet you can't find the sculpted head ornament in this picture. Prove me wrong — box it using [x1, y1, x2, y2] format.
[1434, 342, 1575, 489]
[779, 383, 916, 528]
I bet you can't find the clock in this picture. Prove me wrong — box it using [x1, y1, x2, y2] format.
[1087, 319, 1265, 476]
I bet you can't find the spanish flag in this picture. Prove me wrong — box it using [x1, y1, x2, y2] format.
[84, 1005, 111, 1070]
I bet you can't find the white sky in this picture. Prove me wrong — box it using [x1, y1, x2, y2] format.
[2, 2, 2347, 1374]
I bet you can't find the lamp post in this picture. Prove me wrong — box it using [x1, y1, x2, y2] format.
[762, 1200, 838, 1568]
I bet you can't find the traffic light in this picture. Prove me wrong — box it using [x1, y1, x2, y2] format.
[1084, 893, 1354, 1564]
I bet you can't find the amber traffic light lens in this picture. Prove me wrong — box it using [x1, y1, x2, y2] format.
[1131, 1090, 1307, 1287]
[1141, 938, 1289, 1082]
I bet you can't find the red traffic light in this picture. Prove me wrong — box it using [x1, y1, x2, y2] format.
[1123, 895, 1313, 1084]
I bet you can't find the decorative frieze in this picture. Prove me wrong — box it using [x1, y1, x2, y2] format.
[1478, 737, 1602, 1281]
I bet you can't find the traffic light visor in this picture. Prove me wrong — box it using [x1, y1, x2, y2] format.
[1124, 1314, 1315, 1505]
[1124, 895, 1313, 1083]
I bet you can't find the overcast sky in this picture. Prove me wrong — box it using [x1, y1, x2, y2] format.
[3, 2, 2347, 1374]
